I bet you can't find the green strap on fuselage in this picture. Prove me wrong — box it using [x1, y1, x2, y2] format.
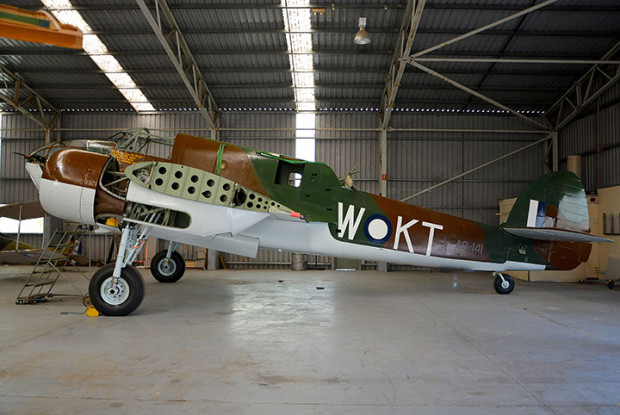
[216, 143, 226, 175]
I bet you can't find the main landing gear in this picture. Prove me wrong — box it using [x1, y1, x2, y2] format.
[493, 272, 515, 294]
[89, 221, 154, 316]
[150, 242, 185, 283]
[89, 264, 144, 316]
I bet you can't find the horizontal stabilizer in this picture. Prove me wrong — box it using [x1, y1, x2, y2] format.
[502, 227, 612, 243]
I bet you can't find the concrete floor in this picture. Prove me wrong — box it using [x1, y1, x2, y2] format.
[1, 265, 619, 415]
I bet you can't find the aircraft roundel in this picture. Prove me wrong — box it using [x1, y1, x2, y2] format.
[364, 214, 392, 244]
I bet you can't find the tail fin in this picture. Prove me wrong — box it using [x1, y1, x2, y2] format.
[502, 171, 610, 243]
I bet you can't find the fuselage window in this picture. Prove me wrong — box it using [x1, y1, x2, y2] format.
[275, 160, 305, 188]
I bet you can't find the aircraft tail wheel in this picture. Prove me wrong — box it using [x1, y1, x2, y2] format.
[150, 250, 186, 283]
[494, 273, 515, 295]
[89, 264, 145, 316]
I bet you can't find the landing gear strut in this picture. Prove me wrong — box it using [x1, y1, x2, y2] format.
[493, 272, 515, 294]
[150, 242, 185, 283]
[89, 220, 153, 316]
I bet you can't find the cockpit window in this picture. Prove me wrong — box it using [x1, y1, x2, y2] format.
[86, 141, 116, 155]
[28, 143, 67, 164]
[275, 160, 305, 188]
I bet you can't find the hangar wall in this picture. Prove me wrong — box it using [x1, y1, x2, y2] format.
[558, 82, 620, 193]
[387, 113, 546, 225]
[2, 111, 548, 268]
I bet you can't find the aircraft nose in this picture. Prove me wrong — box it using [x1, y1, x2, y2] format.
[25, 162, 43, 191]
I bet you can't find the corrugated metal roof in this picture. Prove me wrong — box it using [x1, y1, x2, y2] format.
[0, 0, 618, 115]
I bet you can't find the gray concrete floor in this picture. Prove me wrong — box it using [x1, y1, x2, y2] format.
[1, 265, 619, 415]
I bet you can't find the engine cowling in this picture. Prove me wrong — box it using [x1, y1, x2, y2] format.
[38, 149, 111, 225]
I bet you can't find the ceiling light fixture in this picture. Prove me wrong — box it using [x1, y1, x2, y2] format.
[354, 17, 371, 45]
[40, 0, 155, 112]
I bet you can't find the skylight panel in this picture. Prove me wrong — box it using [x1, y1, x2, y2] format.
[294, 88, 315, 103]
[282, 0, 315, 112]
[41, 0, 155, 112]
[294, 72, 314, 87]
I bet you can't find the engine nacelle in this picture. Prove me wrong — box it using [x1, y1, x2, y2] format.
[38, 149, 111, 225]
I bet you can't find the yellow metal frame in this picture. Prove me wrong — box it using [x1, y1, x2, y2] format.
[0, 4, 82, 49]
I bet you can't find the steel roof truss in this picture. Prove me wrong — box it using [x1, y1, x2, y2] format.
[136, 0, 218, 128]
[403, 0, 565, 130]
[408, 61, 548, 130]
[545, 41, 620, 130]
[380, 0, 426, 130]
[410, 0, 559, 60]
[0, 64, 60, 130]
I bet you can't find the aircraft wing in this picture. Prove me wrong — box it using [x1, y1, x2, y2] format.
[0, 201, 46, 220]
[501, 227, 613, 243]
[0, 248, 63, 265]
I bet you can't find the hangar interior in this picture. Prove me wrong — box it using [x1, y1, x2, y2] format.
[1, 1, 620, 414]
[2, 0, 620, 275]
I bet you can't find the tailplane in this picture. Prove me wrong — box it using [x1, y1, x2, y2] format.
[501, 171, 611, 243]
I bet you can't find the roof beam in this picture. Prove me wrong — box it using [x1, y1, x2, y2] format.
[5, 48, 613, 60]
[380, 0, 425, 130]
[0, 64, 60, 130]
[43, 97, 546, 106]
[53, 3, 620, 12]
[411, 0, 559, 59]
[13, 67, 586, 77]
[404, 0, 578, 131]
[409, 61, 548, 129]
[414, 57, 620, 65]
[29, 83, 566, 93]
[0, 48, 392, 56]
[135, 0, 218, 128]
[545, 41, 620, 130]
[87, 27, 620, 38]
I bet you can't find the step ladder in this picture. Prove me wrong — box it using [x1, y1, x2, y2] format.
[16, 223, 91, 304]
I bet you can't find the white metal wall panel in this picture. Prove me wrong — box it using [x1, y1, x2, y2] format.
[60, 112, 212, 139]
[559, 82, 620, 193]
[221, 112, 295, 155]
[1, 115, 45, 204]
[315, 114, 379, 194]
[389, 113, 546, 225]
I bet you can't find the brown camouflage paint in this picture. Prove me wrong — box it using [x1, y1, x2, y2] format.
[43, 149, 109, 189]
[533, 240, 592, 270]
[370, 194, 492, 262]
[170, 134, 267, 195]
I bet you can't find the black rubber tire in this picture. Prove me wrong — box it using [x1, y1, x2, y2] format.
[150, 250, 186, 283]
[494, 273, 515, 295]
[89, 263, 145, 316]
[608, 280, 615, 290]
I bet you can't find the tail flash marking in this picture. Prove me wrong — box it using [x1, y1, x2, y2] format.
[527, 200, 546, 228]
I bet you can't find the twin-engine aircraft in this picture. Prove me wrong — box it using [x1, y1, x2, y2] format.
[24, 132, 610, 316]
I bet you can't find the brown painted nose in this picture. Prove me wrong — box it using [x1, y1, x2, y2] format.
[43, 149, 111, 188]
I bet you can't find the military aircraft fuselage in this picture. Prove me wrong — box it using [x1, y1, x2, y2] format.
[27, 133, 593, 273]
[167, 134, 593, 271]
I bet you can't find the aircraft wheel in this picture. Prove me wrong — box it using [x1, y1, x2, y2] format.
[150, 250, 185, 283]
[89, 264, 145, 316]
[494, 273, 515, 295]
